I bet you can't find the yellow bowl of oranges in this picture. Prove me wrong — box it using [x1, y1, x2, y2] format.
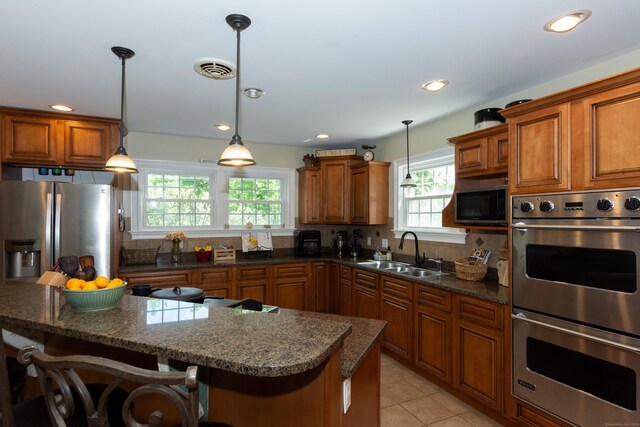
[63, 277, 126, 312]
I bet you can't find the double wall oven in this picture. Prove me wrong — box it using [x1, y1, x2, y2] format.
[511, 189, 640, 426]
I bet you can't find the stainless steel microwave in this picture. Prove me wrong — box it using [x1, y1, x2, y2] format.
[454, 186, 507, 225]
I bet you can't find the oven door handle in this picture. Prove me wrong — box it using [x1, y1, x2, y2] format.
[512, 313, 640, 354]
[511, 223, 640, 232]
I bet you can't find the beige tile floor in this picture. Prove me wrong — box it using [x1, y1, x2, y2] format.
[380, 353, 503, 427]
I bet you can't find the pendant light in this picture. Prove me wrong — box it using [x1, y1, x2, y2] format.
[105, 46, 138, 173]
[217, 14, 256, 167]
[400, 120, 417, 188]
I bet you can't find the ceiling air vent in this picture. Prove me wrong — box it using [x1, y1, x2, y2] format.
[193, 58, 236, 80]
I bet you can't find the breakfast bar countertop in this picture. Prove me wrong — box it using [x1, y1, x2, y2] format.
[0, 280, 385, 378]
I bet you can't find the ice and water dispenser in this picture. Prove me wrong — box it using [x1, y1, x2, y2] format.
[4, 239, 41, 279]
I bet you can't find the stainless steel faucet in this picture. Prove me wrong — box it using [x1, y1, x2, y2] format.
[399, 231, 425, 267]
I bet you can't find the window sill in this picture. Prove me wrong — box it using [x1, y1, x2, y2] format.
[129, 228, 296, 240]
[391, 228, 466, 245]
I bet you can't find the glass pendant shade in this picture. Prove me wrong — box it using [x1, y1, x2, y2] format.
[401, 173, 417, 188]
[217, 136, 255, 166]
[107, 46, 138, 173]
[105, 146, 138, 173]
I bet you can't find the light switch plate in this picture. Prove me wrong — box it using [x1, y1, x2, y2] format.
[366, 237, 371, 246]
[381, 238, 388, 248]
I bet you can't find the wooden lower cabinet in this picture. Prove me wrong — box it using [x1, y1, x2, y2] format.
[513, 400, 573, 427]
[272, 277, 307, 310]
[328, 263, 340, 314]
[272, 263, 310, 311]
[380, 292, 412, 360]
[352, 285, 379, 320]
[352, 268, 379, 320]
[452, 294, 504, 413]
[236, 265, 271, 303]
[339, 266, 352, 316]
[193, 268, 233, 298]
[312, 262, 328, 313]
[121, 270, 191, 288]
[414, 305, 451, 383]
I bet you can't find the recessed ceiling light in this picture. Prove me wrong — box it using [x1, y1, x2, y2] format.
[243, 88, 266, 99]
[49, 104, 74, 112]
[544, 10, 591, 33]
[421, 80, 449, 92]
[216, 124, 231, 131]
[315, 134, 330, 139]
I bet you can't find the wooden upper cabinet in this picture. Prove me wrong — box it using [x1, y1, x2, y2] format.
[0, 107, 118, 169]
[350, 161, 390, 225]
[455, 138, 488, 176]
[508, 104, 570, 194]
[321, 157, 352, 223]
[297, 166, 321, 224]
[298, 156, 390, 225]
[502, 67, 640, 193]
[2, 114, 58, 164]
[490, 130, 509, 172]
[449, 124, 508, 178]
[64, 120, 117, 167]
[582, 81, 640, 189]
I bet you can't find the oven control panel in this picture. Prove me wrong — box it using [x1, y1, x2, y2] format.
[512, 189, 640, 219]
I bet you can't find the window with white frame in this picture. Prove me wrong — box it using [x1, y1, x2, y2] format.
[228, 177, 283, 227]
[145, 173, 213, 227]
[129, 160, 295, 239]
[394, 148, 465, 244]
[403, 162, 455, 228]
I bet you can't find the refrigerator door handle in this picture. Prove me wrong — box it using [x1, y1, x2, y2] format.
[46, 193, 54, 268]
[54, 193, 62, 261]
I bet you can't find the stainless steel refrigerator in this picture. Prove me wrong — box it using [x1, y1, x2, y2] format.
[0, 181, 113, 281]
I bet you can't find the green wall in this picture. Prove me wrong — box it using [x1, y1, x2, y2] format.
[126, 131, 312, 169]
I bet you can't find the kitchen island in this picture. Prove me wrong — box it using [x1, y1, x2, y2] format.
[0, 280, 385, 426]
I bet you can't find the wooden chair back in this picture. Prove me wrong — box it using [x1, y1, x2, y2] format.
[16, 345, 200, 427]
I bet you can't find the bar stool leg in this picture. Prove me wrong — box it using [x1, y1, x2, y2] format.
[0, 326, 15, 427]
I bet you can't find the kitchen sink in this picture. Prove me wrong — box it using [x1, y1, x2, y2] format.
[398, 268, 443, 277]
[356, 260, 410, 269]
[356, 260, 444, 278]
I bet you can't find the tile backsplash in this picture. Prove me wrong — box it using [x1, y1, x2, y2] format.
[122, 217, 507, 269]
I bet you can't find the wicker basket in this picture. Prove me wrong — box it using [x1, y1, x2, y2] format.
[121, 247, 159, 266]
[454, 259, 488, 281]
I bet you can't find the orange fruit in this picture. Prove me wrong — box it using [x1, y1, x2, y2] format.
[95, 276, 109, 288]
[65, 278, 81, 290]
[107, 278, 124, 288]
[83, 281, 98, 291]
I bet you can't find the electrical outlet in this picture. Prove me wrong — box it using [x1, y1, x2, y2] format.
[366, 236, 371, 246]
[381, 238, 388, 248]
[343, 378, 351, 413]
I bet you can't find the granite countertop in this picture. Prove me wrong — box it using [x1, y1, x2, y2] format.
[120, 253, 509, 305]
[0, 281, 384, 378]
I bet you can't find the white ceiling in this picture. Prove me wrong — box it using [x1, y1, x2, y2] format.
[1, 1, 639, 147]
